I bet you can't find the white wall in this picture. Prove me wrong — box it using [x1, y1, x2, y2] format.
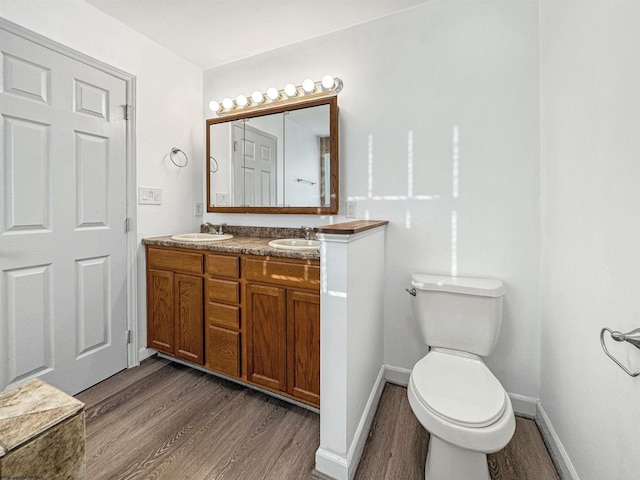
[203, 0, 541, 398]
[540, 1, 640, 479]
[0, 0, 204, 357]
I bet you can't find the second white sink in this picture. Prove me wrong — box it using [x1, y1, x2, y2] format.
[268, 238, 321, 251]
[170, 233, 233, 242]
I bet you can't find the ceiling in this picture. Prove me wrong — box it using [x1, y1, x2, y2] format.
[84, 0, 430, 69]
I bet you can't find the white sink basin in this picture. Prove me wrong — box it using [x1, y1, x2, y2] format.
[268, 238, 321, 251]
[170, 233, 233, 242]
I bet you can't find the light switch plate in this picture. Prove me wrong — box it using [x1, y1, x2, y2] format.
[216, 193, 230, 206]
[345, 200, 356, 218]
[139, 187, 161, 205]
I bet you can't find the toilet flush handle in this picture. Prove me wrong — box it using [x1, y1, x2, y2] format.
[406, 287, 416, 296]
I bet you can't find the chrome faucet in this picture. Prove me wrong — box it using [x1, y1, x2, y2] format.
[201, 222, 226, 235]
[202, 222, 215, 233]
[301, 225, 316, 240]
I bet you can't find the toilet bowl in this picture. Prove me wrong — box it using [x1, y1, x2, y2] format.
[407, 349, 515, 480]
[407, 274, 515, 479]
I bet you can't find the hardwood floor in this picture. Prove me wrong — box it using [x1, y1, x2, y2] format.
[76, 357, 559, 480]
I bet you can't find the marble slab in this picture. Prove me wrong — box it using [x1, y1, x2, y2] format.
[0, 378, 84, 456]
[0, 411, 86, 479]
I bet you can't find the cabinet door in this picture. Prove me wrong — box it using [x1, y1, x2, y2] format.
[247, 284, 287, 391]
[147, 269, 175, 354]
[287, 290, 320, 406]
[174, 274, 204, 365]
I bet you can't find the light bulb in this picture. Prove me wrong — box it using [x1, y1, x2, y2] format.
[208, 100, 221, 112]
[302, 78, 315, 93]
[251, 90, 264, 104]
[284, 83, 297, 97]
[321, 74, 335, 90]
[236, 94, 248, 107]
[267, 87, 279, 100]
[222, 97, 234, 110]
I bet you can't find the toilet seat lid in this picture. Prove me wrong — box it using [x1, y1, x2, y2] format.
[412, 350, 507, 428]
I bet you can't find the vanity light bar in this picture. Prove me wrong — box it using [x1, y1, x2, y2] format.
[208, 74, 343, 115]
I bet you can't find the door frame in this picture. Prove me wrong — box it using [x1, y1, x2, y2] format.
[0, 18, 139, 368]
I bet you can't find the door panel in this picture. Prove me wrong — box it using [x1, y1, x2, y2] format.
[3, 265, 53, 383]
[247, 283, 286, 391]
[174, 274, 204, 365]
[0, 28, 129, 394]
[287, 290, 320, 406]
[3, 116, 51, 232]
[147, 269, 175, 354]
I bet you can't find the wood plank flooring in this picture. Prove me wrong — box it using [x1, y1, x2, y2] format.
[76, 357, 559, 480]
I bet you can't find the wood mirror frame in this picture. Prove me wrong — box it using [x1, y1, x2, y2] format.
[206, 96, 339, 214]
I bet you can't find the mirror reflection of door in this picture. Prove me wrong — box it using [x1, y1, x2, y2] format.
[232, 122, 277, 206]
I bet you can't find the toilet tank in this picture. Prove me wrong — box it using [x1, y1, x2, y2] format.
[410, 274, 505, 357]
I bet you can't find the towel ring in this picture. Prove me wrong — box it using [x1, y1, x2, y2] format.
[600, 327, 640, 377]
[170, 147, 188, 168]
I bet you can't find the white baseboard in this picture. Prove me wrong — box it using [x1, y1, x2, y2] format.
[315, 449, 350, 480]
[138, 347, 156, 363]
[383, 364, 539, 419]
[536, 402, 580, 480]
[384, 364, 411, 386]
[508, 392, 538, 418]
[315, 364, 387, 480]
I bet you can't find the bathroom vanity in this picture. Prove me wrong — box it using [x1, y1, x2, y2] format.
[143, 228, 320, 407]
[144, 220, 389, 480]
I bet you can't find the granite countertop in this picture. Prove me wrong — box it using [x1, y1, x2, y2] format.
[0, 379, 85, 457]
[142, 235, 321, 260]
[141, 222, 389, 261]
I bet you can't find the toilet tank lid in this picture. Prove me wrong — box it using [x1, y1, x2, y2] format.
[411, 274, 504, 297]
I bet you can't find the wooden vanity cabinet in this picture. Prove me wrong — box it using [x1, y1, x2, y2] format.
[146, 244, 321, 407]
[205, 254, 242, 378]
[245, 257, 321, 407]
[146, 247, 204, 365]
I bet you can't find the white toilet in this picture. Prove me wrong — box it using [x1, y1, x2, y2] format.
[407, 273, 515, 480]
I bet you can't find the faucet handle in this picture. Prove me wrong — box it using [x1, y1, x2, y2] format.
[218, 223, 227, 235]
[301, 225, 315, 240]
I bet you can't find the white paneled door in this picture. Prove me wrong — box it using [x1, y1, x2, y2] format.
[233, 123, 277, 206]
[0, 27, 129, 394]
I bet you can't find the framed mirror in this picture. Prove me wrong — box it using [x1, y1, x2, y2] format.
[206, 96, 338, 214]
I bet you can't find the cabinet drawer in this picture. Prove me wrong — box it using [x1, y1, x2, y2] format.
[244, 258, 320, 290]
[206, 325, 240, 378]
[208, 278, 240, 304]
[148, 248, 203, 274]
[206, 254, 239, 278]
[207, 302, 240, 329]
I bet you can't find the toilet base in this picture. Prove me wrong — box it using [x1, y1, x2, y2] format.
[425, 435, 490, 480]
